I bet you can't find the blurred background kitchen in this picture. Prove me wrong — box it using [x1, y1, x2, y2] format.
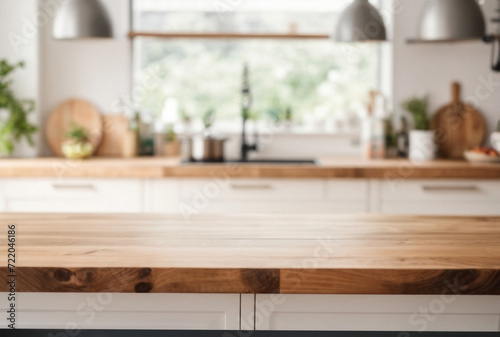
[1, 0, 499, 162]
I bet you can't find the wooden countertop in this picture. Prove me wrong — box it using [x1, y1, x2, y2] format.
[0, 157, 499, 179]
[1, 213, 499, 294]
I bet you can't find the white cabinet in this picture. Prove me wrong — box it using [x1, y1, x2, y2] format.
[241, 294, 256, 330]
[377, 179, 500, 216]
[0, 178, 144, 213]
[0, 293, 240, 330]
[1, 177, 500, 216]
[150, 178, 369, 215]
[1, 292, 499, 331]
[255, 294, 500, 332]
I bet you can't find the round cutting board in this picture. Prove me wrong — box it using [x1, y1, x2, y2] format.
[431, 83, 486, 159]
[45, 99, 103, 157]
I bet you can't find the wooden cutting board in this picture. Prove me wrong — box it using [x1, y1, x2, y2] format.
[45, 99, 103, 157]
[95, 114, 129, 157]
[431, 82, 485, 159]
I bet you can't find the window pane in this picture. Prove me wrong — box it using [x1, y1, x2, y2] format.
[132, 0, 381, 127]
[134, 38, 378, 121]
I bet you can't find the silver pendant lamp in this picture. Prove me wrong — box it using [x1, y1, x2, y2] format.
[410, 0, 500, 72]
[484, 0, 500, 71]
[334, 0, 387, 42]
[414, 0, 486, 42]
[53, 0, 113, 40]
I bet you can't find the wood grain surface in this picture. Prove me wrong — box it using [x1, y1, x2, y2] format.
[431, 83, 486, 159]
[0, 157, 499, 179]
[0, 213, 499, 294]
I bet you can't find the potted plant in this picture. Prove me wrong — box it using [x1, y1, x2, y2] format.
[0, 60, 37, 156]
[163, 123, 180, 157]
[180, 108, 193, 135]
[62, 124, 94, 160]
[402, 96, 436, 162]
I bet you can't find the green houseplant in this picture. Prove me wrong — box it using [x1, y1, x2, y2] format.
[62, 124, 94, 160]
[402, 96, 436, 162]
[402, 96, 430, 130]
[0, 60, 37, 156]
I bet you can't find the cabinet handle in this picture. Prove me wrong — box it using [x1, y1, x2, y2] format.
[422, 185, 479, 192]
[52, 184, 96, 190]
[230, 184, 273, 190]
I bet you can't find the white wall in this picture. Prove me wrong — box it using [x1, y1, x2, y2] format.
[38, 0, 131, 155]
[394, 0, 500, 143]
[0, 0, 39, 157]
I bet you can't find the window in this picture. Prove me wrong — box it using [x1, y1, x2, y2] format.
[132, 0, 381, 132]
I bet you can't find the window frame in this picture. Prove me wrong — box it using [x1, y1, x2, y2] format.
[128, 0, 391, 123]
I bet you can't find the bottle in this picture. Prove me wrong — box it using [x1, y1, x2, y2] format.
[141, 123, 155, 156]
[384, 118, 397, 158]
[122, 111, 140, 158]
[361, 115, 386, 159]
[397, 116, 409, 158]
[361, 91, 386, 159]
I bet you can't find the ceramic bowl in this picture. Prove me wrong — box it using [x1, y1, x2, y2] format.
[464, 150, 500, 164]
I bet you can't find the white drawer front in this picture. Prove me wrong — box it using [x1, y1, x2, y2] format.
[256, 294, 500, 331]
[381, 180, 500, 202]
[379, 179, 500, 216]
[179, 179, 325, 201]
[0, 293, 239, 330]
[0, 179, 143, 213]
[149, 179, 181, 213]
[326, 179, 368, 201]
[152, 179, 369, 215]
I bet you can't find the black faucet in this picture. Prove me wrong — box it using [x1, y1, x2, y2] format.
[241, 116, 258, 162]
[240, 64, 258, 162]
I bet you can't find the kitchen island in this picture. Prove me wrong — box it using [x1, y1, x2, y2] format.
[1, 213, 499, 331]
[1, 213, 499, 294]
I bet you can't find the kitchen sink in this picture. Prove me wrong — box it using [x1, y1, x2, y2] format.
[183, 159, 318, 165]
[227, 159, 317, 165]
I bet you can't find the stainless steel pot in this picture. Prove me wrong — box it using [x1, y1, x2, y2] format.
[188, 135, 227, 162]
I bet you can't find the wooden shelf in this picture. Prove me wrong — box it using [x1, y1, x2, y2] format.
[129, 31, 331, 40]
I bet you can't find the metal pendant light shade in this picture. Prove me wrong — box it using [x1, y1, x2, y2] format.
[334, 0, 387, 42]
[416, 0, 485, 42]
[53, 0, 113, 40]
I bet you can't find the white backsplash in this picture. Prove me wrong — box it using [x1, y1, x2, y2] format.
[222, 133, 361, 160]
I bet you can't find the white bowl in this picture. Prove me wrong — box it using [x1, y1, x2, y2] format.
[491, 132, 500, 152]
[464, 150, 500, 164]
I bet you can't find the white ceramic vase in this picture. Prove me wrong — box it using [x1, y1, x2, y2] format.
[491, 132, 500, 152]
[409, 130, 436, 162]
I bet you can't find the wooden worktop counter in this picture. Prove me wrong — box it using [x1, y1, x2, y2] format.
[0, 157, 499, 178]
[1, 213, 499, 295]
